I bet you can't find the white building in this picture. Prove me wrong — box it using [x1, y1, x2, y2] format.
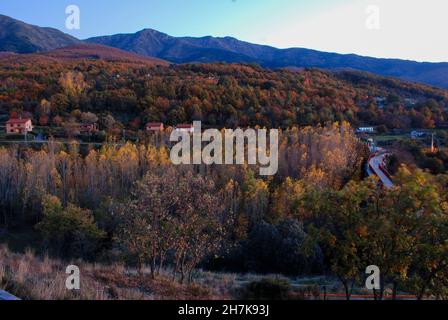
[175, 124, 195, 134]
[356, 127, 375, 134]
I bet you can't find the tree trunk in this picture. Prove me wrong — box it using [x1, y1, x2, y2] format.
[137, 256, 145, 275]
[172, 254, 182, 282]
[188, 269, 194, 284]
[150, 255, 156, 280]
[417, 286, 427, 300]
[392, 282, 398, 300]
[373, 288, 378, 300]
[157, 253, 165, 276]
[171, 264, 177, 282]
[342, 280, 351, 301]
[180, 252, 187, 284]
[379, 277, 385, 300]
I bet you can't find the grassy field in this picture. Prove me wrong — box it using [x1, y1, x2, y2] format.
[0, 245, 231, 300]
[0, 229, 340, 300]
[373, 134, 409, 143]
[2, 241, 419, 300]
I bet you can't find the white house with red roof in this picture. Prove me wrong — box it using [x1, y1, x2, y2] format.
[145, 122, 164, 132]
[175, 124, 195, 134]
[6, 118, 33, 135]
[79, 122, 98, 134]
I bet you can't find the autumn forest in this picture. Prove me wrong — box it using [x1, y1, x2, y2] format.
[0, 50, 448, 300]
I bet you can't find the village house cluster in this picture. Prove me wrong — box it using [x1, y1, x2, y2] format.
[145, 122, 195, 133]
[4, 117, 196, 137]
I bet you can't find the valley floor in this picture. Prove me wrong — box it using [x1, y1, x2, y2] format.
[0, 245, 230, 300]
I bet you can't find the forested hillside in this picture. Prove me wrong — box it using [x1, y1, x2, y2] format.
[1, 49, 447, 131]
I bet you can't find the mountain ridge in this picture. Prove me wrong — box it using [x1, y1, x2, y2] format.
[1, 14, 448, 89]
[0, 14, 80, 53]
[85, 28, 448, 89]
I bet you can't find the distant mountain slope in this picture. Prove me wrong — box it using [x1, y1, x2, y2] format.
[0, 43, 169, 66]
[0, 14, 80, 53]
[43, 44, 169, 65]
[86, 29, 274, 63]
[87, 28, 448, 89]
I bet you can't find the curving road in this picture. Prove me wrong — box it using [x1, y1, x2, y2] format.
[367, 143, 394, 189]
[369, 152, 394, 188]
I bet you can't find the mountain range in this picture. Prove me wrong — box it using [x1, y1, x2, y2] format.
[0, 14, 80, 53]
[1, 14, 448, 89]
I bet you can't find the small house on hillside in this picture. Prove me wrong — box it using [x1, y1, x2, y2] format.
[374, 97, 387, 109]
[6, 118, 33, 134]
[79, 123, 98, 134]
[356, 127, 375, 134]
[411, 131, 425, 139]
[175, 124, 195, 134]
[63, 122, 97, 137]
[146, 122, 164, 132]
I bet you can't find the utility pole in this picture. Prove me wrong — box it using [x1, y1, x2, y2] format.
[431, 133, 435, 153]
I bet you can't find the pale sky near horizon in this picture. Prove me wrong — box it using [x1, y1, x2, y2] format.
[0, 0, 447, 62]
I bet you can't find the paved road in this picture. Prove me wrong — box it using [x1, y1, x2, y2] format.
[368, 149, 394, 188]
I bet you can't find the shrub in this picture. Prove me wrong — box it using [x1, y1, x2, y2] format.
[242, 278, 291, 300]
[36, 195, 106, 260]
[5, 133, 34, 140]
[242, 220, 324, 276]
[386, 154, 400, 175]
[422, 157, 445, 174]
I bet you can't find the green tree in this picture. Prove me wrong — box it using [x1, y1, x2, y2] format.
[37, 195, 106, 260]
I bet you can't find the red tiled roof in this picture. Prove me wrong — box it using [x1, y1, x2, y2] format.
[146, 122, 163, 127]
[6, 118, 32, 125]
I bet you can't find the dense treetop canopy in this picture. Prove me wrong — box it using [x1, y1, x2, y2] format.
[1, 52, 447, 130]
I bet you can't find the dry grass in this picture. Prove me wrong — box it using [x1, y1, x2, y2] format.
[0, 245, 230, 300]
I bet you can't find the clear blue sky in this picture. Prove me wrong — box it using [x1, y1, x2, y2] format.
[1, 0, 447, 62]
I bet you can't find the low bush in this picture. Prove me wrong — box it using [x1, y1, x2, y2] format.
[242, 277, 291, 300]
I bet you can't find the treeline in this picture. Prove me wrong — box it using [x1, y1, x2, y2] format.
[1, 58, 447, 130]
[0, 123, 362, 227]
[407, 140, 448, 174]
[0, 123, 362, 283]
